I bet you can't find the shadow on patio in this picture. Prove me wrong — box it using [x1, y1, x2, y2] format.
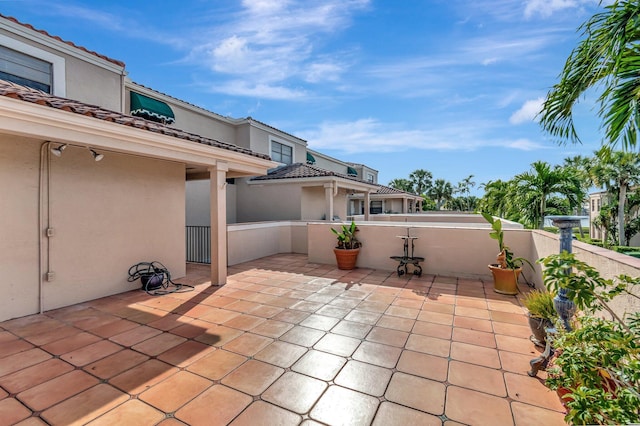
[0, 254, 566, 425]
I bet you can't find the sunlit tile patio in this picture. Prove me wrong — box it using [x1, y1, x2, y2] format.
[0, 254, 567, 425]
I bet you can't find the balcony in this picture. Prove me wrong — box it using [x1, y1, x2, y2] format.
[1, 254, 568, 425]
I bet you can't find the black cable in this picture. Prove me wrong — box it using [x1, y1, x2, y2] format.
[127, 261, 194, 296]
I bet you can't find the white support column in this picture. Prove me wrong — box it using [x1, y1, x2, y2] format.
[324, 183, 334, 221]
[364, 191, 370, 221]
[209, 162, 228, 285]
[403, 198, 408, 213]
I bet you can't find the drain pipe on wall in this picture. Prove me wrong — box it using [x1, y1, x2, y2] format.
[38, 141, 55, 315]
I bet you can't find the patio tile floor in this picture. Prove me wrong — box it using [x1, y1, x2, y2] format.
[0, 254, 567, 425]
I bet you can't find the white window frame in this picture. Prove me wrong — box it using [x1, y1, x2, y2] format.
[0, 34, 66, 96]
[269, 138, 294, 165]
[366, 172, 375, 183]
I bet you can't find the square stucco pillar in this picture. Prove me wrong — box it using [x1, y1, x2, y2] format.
[403, 198, 408, 213]
[364, 192, 370, 221]
[324, 183, 334, 222]
[209, 163, 228, 285]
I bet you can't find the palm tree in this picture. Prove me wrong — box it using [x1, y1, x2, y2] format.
[513, 161, 581, 229]
[478, 179, 514, 219]
[409, 169, 433, 195]
[429, 179, 453, 210]
[591, 149, 640, 245]
[563, 155, 593, 237]
[456, 175, 476, 211]
[388, 178, 414, 193]
[539, 1, 640, 150]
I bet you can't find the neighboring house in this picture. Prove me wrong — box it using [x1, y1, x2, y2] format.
[589, 189, 640, 246]
[348, 185, 424, 215]
[0, 15, 273, 321]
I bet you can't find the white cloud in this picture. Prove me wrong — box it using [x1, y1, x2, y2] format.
[207, 80, 307, 100]
[507, 138, 548, 150]
[510, 97, 544, 124]
[523, 0, 599, 18]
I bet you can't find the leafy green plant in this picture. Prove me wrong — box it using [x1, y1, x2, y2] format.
[331, 221, 361, 250]
[481, 212, 534, 271]
[539, 251, 640, 425]
[521, 290, 556, 320]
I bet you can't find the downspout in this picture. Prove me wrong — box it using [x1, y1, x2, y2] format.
[38, 141, 50, 314]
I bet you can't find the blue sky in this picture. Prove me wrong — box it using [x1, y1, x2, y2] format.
[3, 0, 609, 194]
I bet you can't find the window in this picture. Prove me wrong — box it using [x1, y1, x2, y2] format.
[366, 173, 374, 183]
[370, 200, 383, 214]
[271, 141, 293, 165]
[591, 199, 595, 211]
[0, 45, 52, 93]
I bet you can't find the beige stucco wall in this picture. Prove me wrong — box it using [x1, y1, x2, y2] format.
[0, 137, 186, 321]
[228, 221, 308, 265]
[236, 180, 302, 222]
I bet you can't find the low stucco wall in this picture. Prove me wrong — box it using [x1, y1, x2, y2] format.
[228, 221, 308, 266]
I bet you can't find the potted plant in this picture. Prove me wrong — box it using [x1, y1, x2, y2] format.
[482, 213, 531, 295]
[539, 252, 640, 425]
[521, 289, 556, 347]
[331, 220, 361, 270]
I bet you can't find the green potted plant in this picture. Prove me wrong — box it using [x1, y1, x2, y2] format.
[482, 212, 532, 294]
[521, 289, 556, 347]
[539, 251, 640, 425]
[331, 220, 361, 270]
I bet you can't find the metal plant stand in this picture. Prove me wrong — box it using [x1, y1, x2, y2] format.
[529, 216, 580, 377]
[390, 228, 424, 276]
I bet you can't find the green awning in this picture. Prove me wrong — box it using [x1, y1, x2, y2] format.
[306, 152, 316, 164]
[130, 92, 175, 124]
[347, 166, 358, 176]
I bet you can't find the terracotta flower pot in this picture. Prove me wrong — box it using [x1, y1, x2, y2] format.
[488, 264, 521, 295]
[334, 248, 360, 270]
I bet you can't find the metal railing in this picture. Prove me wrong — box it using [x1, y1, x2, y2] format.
[186, 226, 210, 264]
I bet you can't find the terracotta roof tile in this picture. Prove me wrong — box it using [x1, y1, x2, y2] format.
[0, 80, 270, 160]
[374, 184, 420, 196]
[1, 14, 126, 68]
[252, 163, 367, 183]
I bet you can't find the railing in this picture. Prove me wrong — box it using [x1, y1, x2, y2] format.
[186, 226, 210, 264]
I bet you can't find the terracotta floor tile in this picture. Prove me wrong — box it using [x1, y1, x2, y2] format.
[17, 370, 99, 411]
[139, 371, 211, 413]
[416, 310, 454, 325]
[223, 314, 267, 331]
[405, 334, 450, 357]
[262, 371, 327, 413]
[200, 307, 242, 324]
[504, 372, 565, 412]
[226, 299, 261, 314]
[448, 360, 507, 396]
[187, 349, 247, 380]
[249, 304, 284, 319]
[385, 305, 420, 319]
[221, 360, 284, 395]
[0, 348, 52, 378]
[453, 315, 493, 332]
[352, 341, 402, 368]
[452, 327, 496, 348]
[109, 325, 162, 347]
[445, 386, 514, 426]
[488, 300, 526, 314]
[61, 339, 123, 366]
[393, 297, 423, 309]
[313, 333, 360, 357]
[146, 313, 192, 331]
[249, 319, 293, 338]
[385, 372, 446, 415]
[167, 319, 211, 339]
[496, 334, 538, 356]
[223, 332, 273, 357]
[22, 325, 81, 346]
[376, 315, 415, 332]
[156, 340, 215, 368]
[329, 297, 361, 309]
[130, 332, 186, 357]
[511, 401, 567, 426]
[334, 360, 392, 396]
[0, 398, 32, 425]
[292, 349, 347, 381]
[455, 297, 488, 309]
[421, 301, 455, 314]
[279, 326, 325, 347]
[396, 350, 448, 381]
[290, 300, 324, 313]
[357, 300, 390, 313]
[310, 385, 379, 426]
[0, 358, 74, 394]
[109, 359, 178, 395]
[490, 310, 529, 326]
[194, 324, 244, 347]
[230, 400, 302, 426]
[0, 338, 33, 358]
[85, 399, 165, 426]
[366, 326, 409, 347]
[265, 296, 300, 309]
[344, 309, 382, 325]
[271, 309, 310, 324]
[492, 321, 531, 338]
[372, 401, 442, 426]
[41, 331, 101, 355]
[254, 341, 307, 368]
[175, 384, 252, 426]
[84, 349, 149, 379]
[90, 319, 139, 338]
[331, 320, 372, 339]
[315, 304, 350, 319]
[299, 314, 340, 331]
[499, 350, 541, 375]
[450, 342, 501, 369]
[41, 384, 128, 425]
[412, 320, 452, 339]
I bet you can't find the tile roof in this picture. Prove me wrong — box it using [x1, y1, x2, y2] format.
[251, 163, 369, 183]
[0, 80, 270, 160]
[374, 184, 421, 197]
[1, 14, 125, 68]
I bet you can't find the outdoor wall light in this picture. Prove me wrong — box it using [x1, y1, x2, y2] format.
[89, 148, 104, 162]
[50, 144, 67, 157]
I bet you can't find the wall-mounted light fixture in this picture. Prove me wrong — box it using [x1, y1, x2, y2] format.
[50, 144, 67, 157]
[89, 148, 104, 162]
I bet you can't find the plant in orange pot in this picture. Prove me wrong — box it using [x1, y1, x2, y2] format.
[331, 221, 361, 270]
